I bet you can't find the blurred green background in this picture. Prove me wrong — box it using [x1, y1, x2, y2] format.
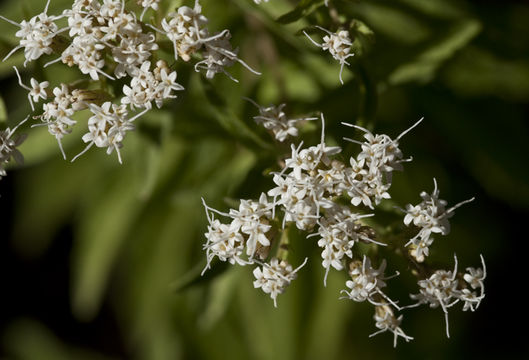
[1, 0, 528, 359]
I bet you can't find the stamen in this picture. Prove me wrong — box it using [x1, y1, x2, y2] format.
[302, 31, 322, 48]
[396, 117, 424, 141]
[71, 141, 93, 162]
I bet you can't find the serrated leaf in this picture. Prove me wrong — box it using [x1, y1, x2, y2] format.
[277, 0, 325, 24]
[388, 19, 481, 85]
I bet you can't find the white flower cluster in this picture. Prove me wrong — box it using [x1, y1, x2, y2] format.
[73, 102, 148, 163]
[154, 0, 260, 81]
[315, 207, 370, 284]
[245, 98, 317, 142]
[201, 113, 485, 346]
[371, 304, 413, 347]
[338, 256, 411, 344]
[202, 194, 308, 306]
[341, 119, 422, 208]
[304, 26, 354, 84]
[0, 117, 28, 180]
[0, 0, 58, 66]
[253, 258, 307, 307]
[1, 0, 258, 163]
[58, 0, 159, 81]
[122, 60, 184, 110]
[408, 255, 486, 338]
[340, 256, 391, 304]
[402, 179, 474, 262]
[203, 114, 412, 336]
[202, 193, 274, 268]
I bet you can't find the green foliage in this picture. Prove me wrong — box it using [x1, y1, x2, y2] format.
[1, 0, 527, 359]
[277, 0, 325, 24]
[0, 95, 6, 124]
[388, 19, 481, 85]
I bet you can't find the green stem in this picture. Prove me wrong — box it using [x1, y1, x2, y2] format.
[276, 225, 290, 261]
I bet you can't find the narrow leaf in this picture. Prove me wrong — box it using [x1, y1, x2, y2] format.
[277, 0, 325, 24]
[71, 168, 143, 321]
[389, 19, 481, 85]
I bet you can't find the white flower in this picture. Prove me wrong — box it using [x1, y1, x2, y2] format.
[121, 61, 184, 109]
[402, 178, 474, 262]
[408, 255, 485, 338]
[193, 28, 261, 81]
[202, 217, 247, 270]
[315, 206, 376, 285]
[100, 0, 123, 18]
[13, 66, 49, 111]
[0, 0, 59, 65]
[72, 102, 147, 163]
[461, 254, 486, 312]
[138, 0, 160, 20]
[340, 119, 423, 209]
[340, 256, 398, 308]
[84, 103, 127, 147]
[66, 11, 93, 37]
[370, 305, 413, 347]
[160, 1, 209, 61]
[229, 193, 274, 258]
[201, 194, 274, 268]
[463, 257, 486, 290]
[0, 116, 29, 179]
[245, 98, 318, 142]
[35, 84, 81, 159]
[110, 22, 158, 78]
[253, 257, 307, 307]
[59, 35, 109, 80]
[303, 26, 354, 84]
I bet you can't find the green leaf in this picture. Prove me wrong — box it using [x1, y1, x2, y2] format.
[71, 166, 144, 321]
[0, 95, 6, 124]
[198, 266, 240, 330]
[277, 0, 325, 25]
[169, 259, 230, 293]
[197, 76, 271, 150]
[354, 1, 432, 44]
[398, 0, 465, 19]
[12, 156, 94, 259]
[3, 319, 114, 360]
[388, 19, 481, 85]
[349, 19, 376, 57]
[304, 270, 353, 360]
[442, 46, 529, 102]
